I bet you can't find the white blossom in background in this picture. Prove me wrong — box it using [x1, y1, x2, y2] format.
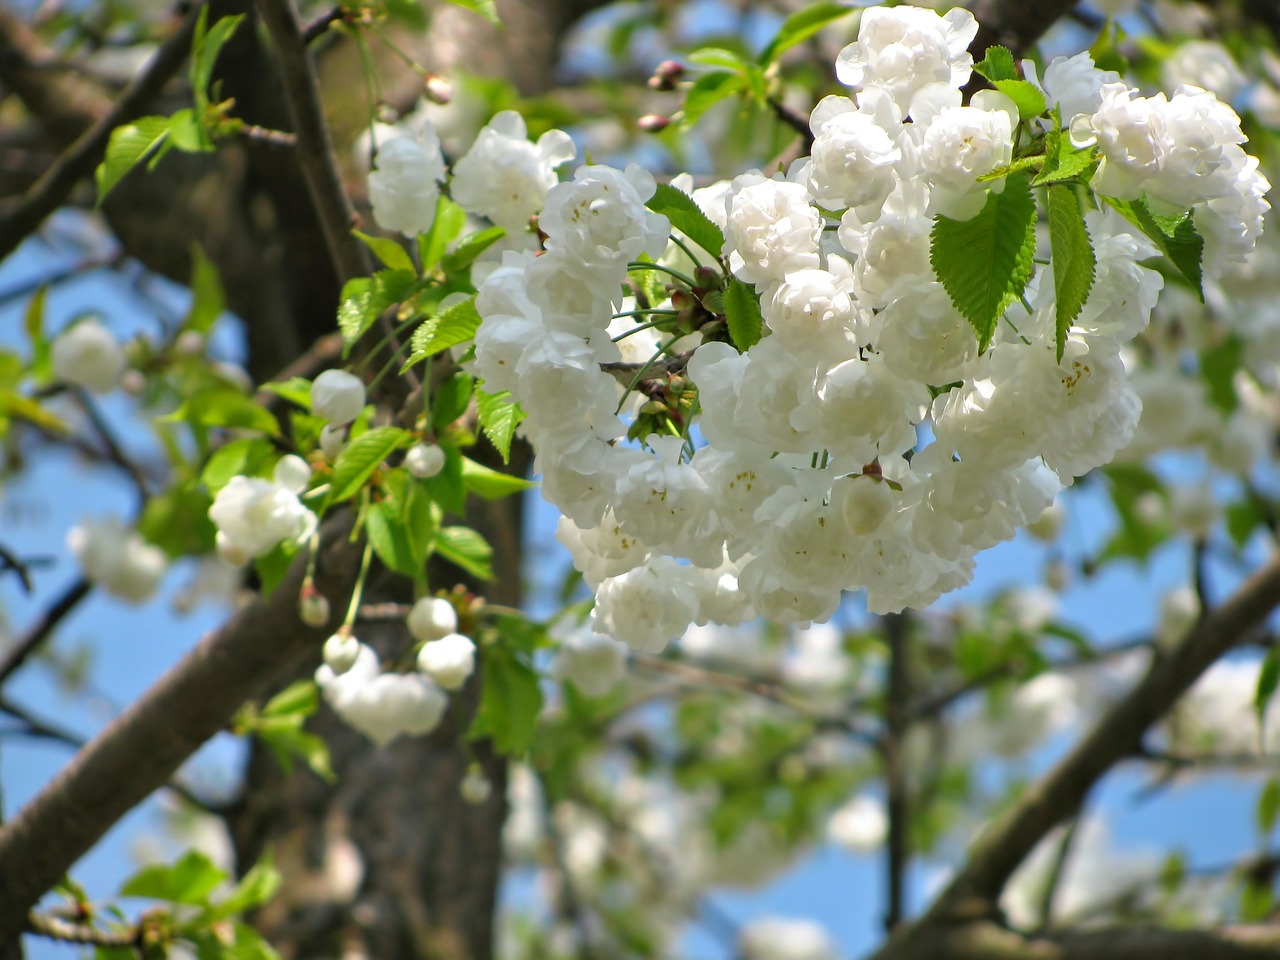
[827, 794, 888, 853]
[1161, 41, 1247, 103]
[368, 126, 447, 237]
[550, 621, 629, 696]
[67, 517, 166, 604]
[51, 318, 126, 393]
[315, 642, 448, 746]
[208, 458, 317, 565]
[740, 917, 838, 960]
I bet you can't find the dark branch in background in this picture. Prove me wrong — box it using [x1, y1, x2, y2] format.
[253, 0, 369, 285]
[0, 0, 206, 263]
[880, 612, 911, 933]
[72, 387, 151, 503]
[767, 96, 814, 153]
[0, 578, 91, 686]
[25, 913, 135, 950]
[300, 3, 345, 44]
[0, 513, 362, 940]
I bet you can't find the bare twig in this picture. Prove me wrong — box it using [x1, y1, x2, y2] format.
[25, 912, 135, 949]
[300, 4, 345, 44]
[0, 577, 92, 687]
[237, 124, 297, 148]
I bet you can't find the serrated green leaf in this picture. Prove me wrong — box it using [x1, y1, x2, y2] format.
[432, 371, 474, 431]
[326, 426, 412, 504]
[1047, 184, 1096, 361]
[405, 297, 481, 368]
[353, 230, 415, 273]
[203, 855, 282, 923]
[973, 45, 1017, 83]
[688, 47, 751, 70]
[461, 457, 536, 499]
[1104, 197, 1204, 301]
[185, 244, 225, 335]
[758, 2, 854, 66]
[681, 71, 745, 128]
[190, 10, 244, 108]
[442, 226, 506, 273]
[993, 79, 1047, 120]
[337, 269, 418, 351]
[259, 376, 313, 411]
[1033, 121, 1099, 186]
[95, 116, 173, 204]
[419, 196, 468, 269]
[646, 183, 724, 260]
[1199, 335, 1243, 414]
[167, 386, 280, 436]
[121, 851, 226, 905]
[930, 173, 1037, 353]
[201, 437, 275, 494]
[469, 647, 542, 754]
[1256, 647, 1280, 728]
[475, 386, 525, 462]
[723, 278, 763, 351]
[365, 471, 436, 577]
[435, 525, 493, 581]
[443, 0, 499, 25]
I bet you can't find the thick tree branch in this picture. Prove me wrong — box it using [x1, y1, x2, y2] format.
[0, 513, 361, 941]
[253, 0, 369, 284]
[920, 552, 1280, 925]
[881, 611, 910, 932]
[0, 1, 205, 263]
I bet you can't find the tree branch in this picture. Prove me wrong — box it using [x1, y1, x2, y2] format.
[881, 611, 911, 933]
[253, 0, 369, 284]
[0, 0, 205, 263]
[0, 513, 362, 941]
[918, 552, 1280, 926]
[0, 577, 92, 687]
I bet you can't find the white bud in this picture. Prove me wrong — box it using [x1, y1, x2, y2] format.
[299, 588, 330, 627]
[405, 442, 446, 479]
[324, 631, 361, 674]
[273, 454, 312, 495]
[320, 424, 347, 460]
[460, 765, 491, 804]
[174, 330, 205, 357]
[52, 318, 126, 393]
[417, 633, 476, 690]
[119, 369, 146, 395]
[312, 370, 366, 426]
[1044, 558, 1071, 593]
[407, 596, 458, 642]
[1026, 502, 1064, 542]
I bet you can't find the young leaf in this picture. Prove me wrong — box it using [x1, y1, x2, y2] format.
[435, 525, 494, 581]
[930, 173, 1037, 353]
[166, 385, 280, 436]
[1104, 197, 1205, 300]
[185, 244, 226, 334]
[1256, 646, 1280, 730]
[353, 230, 416, 274]
[95, 116, 174, 204]
[972, 45, 1018, 83]
[461, 457, 537, 499]
[443, 0, 499, 26]
[723, 278, 763, 351]
[1046, 184, 1096, 361]
[1258, 778, 1280, 836]
[201, 437, 276, 494]
[405, 297, 482, 367]
[326, 425, 412, 504]
[681, 71, 746, 128]
[432, 371, 475, 432]
[259, 376, 313, 411]
[475, 386, 525, 462]
[442, 226, 507, 274]
[1199, 335, 1243, 414]
[1033, 123, 1098, 185]
[419, 196, 468, 270]
[468, 647, 543, 754]
[120, 851, 226, 905]
[757, 2, 855, 66]
[337, 269, 418, 351]
[646, 183, 725, 259]
[365, 470, 436, 577]
[190, 10, 245, 107]
[23, 284, 50, 381]
[993, 79, 1047, 120]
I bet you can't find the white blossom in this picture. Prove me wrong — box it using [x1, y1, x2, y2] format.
[52, 318, 126, 393]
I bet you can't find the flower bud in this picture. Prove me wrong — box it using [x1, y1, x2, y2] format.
[647, 59, 684, 91]
[407, 596, 458, 642]
[460, 764, 491, 804]
[119, 369, 146, 396]
[311, 370, 366, 426]
[174, 330, 205, 357]
[405, 442, 446, 479]
[323, 630, 360, 674]
[637, 113, 671, 133]
[422, 73, 453, 105]
[320, 424, 347, 460]
[299, 580, 331, 627]
[416, 632, 476, 690]
[52, 318, 126, 393]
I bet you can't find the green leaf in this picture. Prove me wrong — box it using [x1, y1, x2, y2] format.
[95, 116, 173, 204]
[137, 483, 216, 558]
[758, 2, 854, 66]
[973, 45, 1017, 83]
[259, 376, 313, 411]
[469, 647, 542, 754]
[204, 855, 282, 923]
[1046, 184, 1096, 361]
[200, 437, 273, 496]
[185, 244, 226, 334]
[353, 230, 415, 274]
[930, 173, 1037, 353]
[723, 278, 763, 351]
[365, 471, 437, 577]
[687, 47, 752, 71]
[23, 284, 50, 381]
[993, 79, 1047, 120]
[681, 70, 745, 128]
[421, 444, 466, 515]
[337, 269, 418, 351]
[419, 196, 468, 270]
[121, 851, 226, 905]
[475, 386, 525, 462]
[435, 525, 494, 581]
[461, 457, 536, 499]
[1097, 463, 1170, 563]
[1199, 335, 1243, 414]
[1256, 647, 1280, 728]
[167, 386, 280, 436]
[253, 540, 298, 598]
[327, 426, 413, 504]
[1226, 498, 1265, 549]
[443, 0, 499, 25]
[190, 10, 245, 106]
[1033, 124, 1098, 185]
[1104, 197, 1204, 301]
[432, 371, 475, 432]
[261, 679, 319, 719]
[1258, 778, 1280, 836]
[404, 297, 481, 368]
[383, 0, 427, 29]
[442, 226, 507, 274]
[646, 183, 724, 259]
[257, 722, 335, 782]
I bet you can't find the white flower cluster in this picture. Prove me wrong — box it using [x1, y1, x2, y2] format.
[315, 597, 475, 746]
[460, 4, 1268, 655]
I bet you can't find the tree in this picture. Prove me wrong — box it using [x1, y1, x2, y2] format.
[0, 0, 1278, 958]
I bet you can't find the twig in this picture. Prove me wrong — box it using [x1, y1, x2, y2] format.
[766, 96, 814, 152]
[0, 1, 207, 263]
[301, 4, 345, 44]
[253, 0, 369, 285]
[237, 124, 297, 148]
[25, 912, 135, 949]
[0, 695, 85, 748]
[73, 388, 150, 503]
[0, 578, 92, 687]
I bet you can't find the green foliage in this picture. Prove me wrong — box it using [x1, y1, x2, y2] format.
[1258, 777, 1280, 836]
[405, 297, 482, 368]
[326, 426, 413, 504]
[353, 230, 416, 274]
[1046, 183, 1097, 360]
[1097, 464, 1171, 563]
[337, 269, 418, 350]
[419, 197, 468, 270]
[432, 371, 475, 431]
[238, 680, 335, 781]
[757, 2, 854, 66]
[475, 386, 525, 462]
[1104, 197, 1205, 300]
[1199, 335, 1243, 414]
[972, 45, 1018, 83]
[137, 479, 215, 557]
[366, 470, 437, 578]
[190, 9, 244, 116]
[930, 174, 1038, 353]
[681, 70, 746, 128]
[442, 227, 507, 274]
[469, 620, 545, 754]
[253, 540, 299, 598]
[184, 245, 226, 335]
[1256, 647, 1280, 731]
[166, 385, 280, 437]
[461, 457, 536, 499]
[443, 0, 499, 26]
[258, 377, 313, 411]
[1033, 124, 1098, 185]
[23, 284, 51, 383]
[95, 117, 178, 203]
[435, 525, 494, 581]
[724, 278, 763, 351]
[646, 183, 725, 259]
[993, 79, 1047, 120]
